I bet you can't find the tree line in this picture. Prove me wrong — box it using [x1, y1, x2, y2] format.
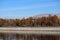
[0, 14, 60, 27]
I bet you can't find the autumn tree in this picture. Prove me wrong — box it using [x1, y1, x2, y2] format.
[52, 15, 59, 26]
[26, 17, 33, 27]
[36, 18, 41, 27]
[24, 18, 30, 27]
[0, 18, 5, 27]
[15, 19, 21, 27]
[21, 18, 26, 27]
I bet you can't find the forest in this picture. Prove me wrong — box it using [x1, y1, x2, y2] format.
[0, 14, 60, 27]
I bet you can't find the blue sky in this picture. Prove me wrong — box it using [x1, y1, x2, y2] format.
[0, 0, 60, 19]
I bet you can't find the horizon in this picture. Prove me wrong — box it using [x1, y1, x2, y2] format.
[0, 0, 60, 19]
[0, 13, 60, 19]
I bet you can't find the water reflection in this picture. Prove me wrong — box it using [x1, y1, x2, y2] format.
[0, 33, 25, 40]
[32, 38, 38, 40]
[0, 33, 60, 40]
[0, 38, 3, 40]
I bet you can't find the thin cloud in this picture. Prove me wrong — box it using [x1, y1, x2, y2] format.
[0, 2, 59, 11]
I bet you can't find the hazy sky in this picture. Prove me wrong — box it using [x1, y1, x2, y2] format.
[0, 0, 60, 19]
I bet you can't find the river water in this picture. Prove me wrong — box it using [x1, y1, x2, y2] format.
[0, 34, 60, 40]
